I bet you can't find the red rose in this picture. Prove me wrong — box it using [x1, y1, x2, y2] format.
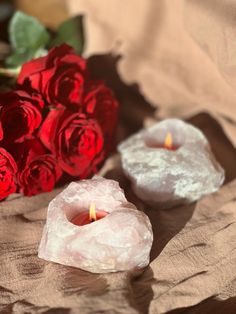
[14, 139, 62, 196]
[0, 148, 17, 200]
[0, 90, 43, 143]
[84, 81, 119, 152]
[39, 109, 104, 177]
[17, 44, 86, 109]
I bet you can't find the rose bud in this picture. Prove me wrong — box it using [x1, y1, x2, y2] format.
[0, 148, 17, 201]
[17, 44, 86, 109]
[39, 109, 104, 178]
[0, 90, 43, 143]
[14, 139, 62, 196]
[84, 81, 119, 153]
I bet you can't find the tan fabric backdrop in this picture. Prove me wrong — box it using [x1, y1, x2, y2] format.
[1, 0, 236, 313]
[67, 0, 236, 147]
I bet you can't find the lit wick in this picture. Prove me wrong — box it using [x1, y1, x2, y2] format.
[144, 131, 177, 150]
[71, 203, 108, 226]
[89, 203, 96, 223]
[164, 132, 173, 150]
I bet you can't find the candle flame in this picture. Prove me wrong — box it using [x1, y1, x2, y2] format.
[89, 203, 96, 222]
[164, 132, 173, 149]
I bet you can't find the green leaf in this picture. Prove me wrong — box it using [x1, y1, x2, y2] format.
[6, 11, 50, 67]
[6, 50, 35, 67]
[6, 48, 47, 68]
[51, 15, 85, 55]
[9, 11, 50, 51]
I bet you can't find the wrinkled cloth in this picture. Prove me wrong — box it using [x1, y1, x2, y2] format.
[68, 0, 236, 147]
[1, 0, 236, 313]
[1, 154, 236, 314]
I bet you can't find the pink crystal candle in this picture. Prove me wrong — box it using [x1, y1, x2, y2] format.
[38, 176, 153, 273]
[118, 119, 225, 209]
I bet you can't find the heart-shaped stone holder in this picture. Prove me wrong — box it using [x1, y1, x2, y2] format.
[38, 176, 153, 273]
[118, 119, 225, 209]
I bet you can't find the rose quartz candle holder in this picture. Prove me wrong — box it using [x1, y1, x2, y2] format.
[38, 176, 153, 273]
[118, 119, 225, 209]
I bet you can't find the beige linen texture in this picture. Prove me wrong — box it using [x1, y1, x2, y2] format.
[1, 0, 236, 313]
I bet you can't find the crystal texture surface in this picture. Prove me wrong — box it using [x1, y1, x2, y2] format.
[38, 176, 153, 273]
[118, 119, 225, 209]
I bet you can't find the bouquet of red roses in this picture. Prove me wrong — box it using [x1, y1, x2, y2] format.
[0, 12, 119, 200]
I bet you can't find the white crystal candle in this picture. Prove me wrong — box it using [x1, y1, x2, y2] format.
[118, 119, 225, 209]
[38, 176, 153, 273]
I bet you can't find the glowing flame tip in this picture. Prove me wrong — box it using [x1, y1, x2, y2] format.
[164, 132, 173, 149]
[89, 203, 96, 222]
